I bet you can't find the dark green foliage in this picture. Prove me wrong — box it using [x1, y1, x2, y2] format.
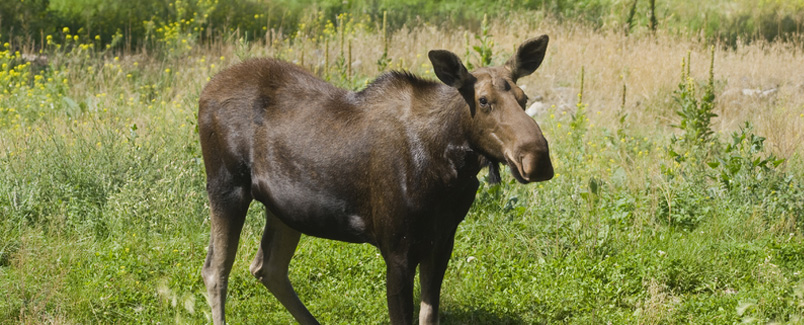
[2, 0, 276, 49]
[0, 0, 56, 42]
[708, 123, 786, 192]
[3, 0, 803, 50]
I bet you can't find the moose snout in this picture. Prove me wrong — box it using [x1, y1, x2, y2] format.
[504, 132, 554, 184]
[519, 149, 554, 182]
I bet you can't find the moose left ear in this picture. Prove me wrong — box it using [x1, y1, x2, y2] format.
[505, 35, 549, 82]
[429, 49, 479, 116]
[428, 50, 473, 89]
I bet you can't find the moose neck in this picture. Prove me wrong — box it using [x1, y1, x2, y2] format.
[354, 72, 486, 181]
[408, 81, 485, 181]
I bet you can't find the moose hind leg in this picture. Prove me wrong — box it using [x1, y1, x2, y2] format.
[250, 209, 319, 325]
[202, 186, 251, 325]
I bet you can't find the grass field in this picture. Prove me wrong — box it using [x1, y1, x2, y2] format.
[2, 5, 804, 324]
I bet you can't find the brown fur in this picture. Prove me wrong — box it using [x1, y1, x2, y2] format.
[198, 36, 553, 325]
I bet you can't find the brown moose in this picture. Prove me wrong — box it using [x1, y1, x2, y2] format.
[198, 35, 554, 325]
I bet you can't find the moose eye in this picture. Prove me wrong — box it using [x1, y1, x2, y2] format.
[478, 97, 488, 106]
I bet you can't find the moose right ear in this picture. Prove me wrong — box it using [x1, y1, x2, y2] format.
[428, 50, 473, 89]
[505, 35, 549, 82]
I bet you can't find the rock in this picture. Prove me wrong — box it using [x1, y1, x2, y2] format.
[21, 53, 48, 68]
[526, 101, 546, 117]
[741, 88, 762, 96]
[741, 88, 778, 98]
[761, 88, 777, 97]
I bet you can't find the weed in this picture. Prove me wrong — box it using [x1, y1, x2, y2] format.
[672, 47, 717, 150]
[472, 14, 494, 68]
[376, 11, 391, 72]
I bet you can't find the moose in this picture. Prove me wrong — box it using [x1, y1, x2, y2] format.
[198, 35, 554, 324]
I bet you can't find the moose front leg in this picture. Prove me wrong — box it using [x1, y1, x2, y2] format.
[418, 234, 457, 325]
[384, 252, 417, 325]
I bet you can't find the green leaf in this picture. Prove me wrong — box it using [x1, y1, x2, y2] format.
[668, 149, 679, 158]
[589, 177, 599, 195]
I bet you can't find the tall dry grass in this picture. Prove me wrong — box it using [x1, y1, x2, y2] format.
[205, 15, 804, 160]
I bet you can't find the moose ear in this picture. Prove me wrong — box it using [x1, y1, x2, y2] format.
[505, 35, 549, 82]
[428, 50, 473, 89]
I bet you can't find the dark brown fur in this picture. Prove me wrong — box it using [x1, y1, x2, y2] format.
[198, 36, 553, 325]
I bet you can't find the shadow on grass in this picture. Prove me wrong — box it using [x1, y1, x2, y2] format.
[438, 306, 528, 325]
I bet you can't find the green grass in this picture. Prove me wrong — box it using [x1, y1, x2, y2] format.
[2, 9, 804, 324]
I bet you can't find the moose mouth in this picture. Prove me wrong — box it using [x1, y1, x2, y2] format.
[483, 156, 530, 184]
[504, 151, 554, 184]
[484, 152, 551, 185]
[504, 155, 531, 184]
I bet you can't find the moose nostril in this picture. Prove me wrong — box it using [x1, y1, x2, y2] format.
[520, 153, 537, 181]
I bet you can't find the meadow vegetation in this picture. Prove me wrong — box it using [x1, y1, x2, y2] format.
[1, 1, 804, 323]
[3, 0, 804, 48]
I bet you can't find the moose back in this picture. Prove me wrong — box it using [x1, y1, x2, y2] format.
[198, 35, 554, 325]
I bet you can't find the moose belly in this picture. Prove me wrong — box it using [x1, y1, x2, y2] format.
[251, 179, 374, 244]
